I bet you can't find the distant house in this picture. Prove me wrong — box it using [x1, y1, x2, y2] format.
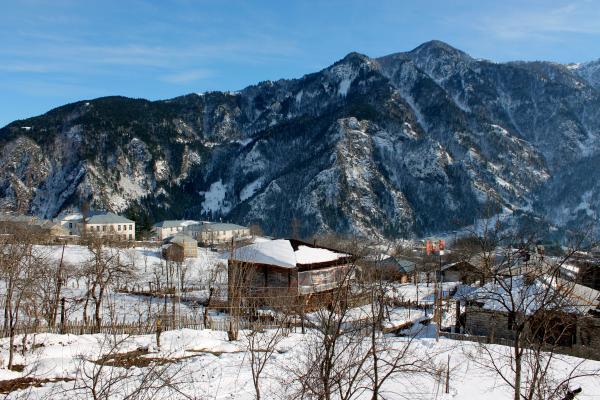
[362, 255, 416, 283]
[84, 213, 136, 240]
[463, 275, 600, 349]
[0, 213, 69, 238]
[229, 239, 353, 308]
[186, 222, 250, 245]
[58, 213, 84, 235]
[153, 220, 199, 240]
[440, 260, 484, 284]
[162, 233, 198, 261]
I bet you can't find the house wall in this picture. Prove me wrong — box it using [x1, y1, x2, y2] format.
[60, 219, 83, 235]
[465, 306, 600, 349]
[182, 241, 198, 258]
[465, 307, 516, 340]
[442, 271, 463, 282]
[83, 222, 136, 240]
[163, 245, 183, 262]
[192, 228, 251, 244]
[156, 226, 185, 240]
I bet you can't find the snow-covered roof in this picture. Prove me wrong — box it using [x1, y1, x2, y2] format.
[61, 213, 83, 221]
[169, 233, 197, 245]
[468, 275, 600, 315]
[295, 245, 348, 264]
[154, 220, 199, 228]
[232, 239, 297, 269]
[231, 240, 349, 269]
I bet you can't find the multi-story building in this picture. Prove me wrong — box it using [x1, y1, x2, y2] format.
[152, 220, 199, 240]
[84, 213, 136, 240]
[185, 222, 250, 244]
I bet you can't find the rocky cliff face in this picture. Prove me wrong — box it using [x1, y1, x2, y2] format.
[1, 40, 598, 239]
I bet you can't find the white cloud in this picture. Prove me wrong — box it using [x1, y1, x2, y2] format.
[161, 69, 212, 84]
[478, 1, 600, 41]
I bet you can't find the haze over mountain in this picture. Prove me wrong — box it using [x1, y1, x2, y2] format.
[1, 40, 598, 239]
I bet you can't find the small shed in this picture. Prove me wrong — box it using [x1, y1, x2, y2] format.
[163, 233, 198, 261]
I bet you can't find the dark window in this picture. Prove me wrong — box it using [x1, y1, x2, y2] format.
[508, 312, 516, 330]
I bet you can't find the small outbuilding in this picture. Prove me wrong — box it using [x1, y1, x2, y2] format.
[162, 233, 198, 262]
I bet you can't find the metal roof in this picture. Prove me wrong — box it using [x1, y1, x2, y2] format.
[189, 222, 248, 232]
[153, 220, 199, 228]
[86, 212, 133, 224]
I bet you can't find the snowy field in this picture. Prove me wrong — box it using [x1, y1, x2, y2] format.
[0, 328, 599, 399]
[0, 245, 229, 326]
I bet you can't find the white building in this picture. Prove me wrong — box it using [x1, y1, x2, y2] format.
[152, 220, 200, 240]
[84, 213, 136, 240]
[58, 213, 84, 235]
[185, 222, 250, 244]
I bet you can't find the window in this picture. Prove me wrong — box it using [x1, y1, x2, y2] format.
[69, 222, 73, 228]
[508, 312, 516, 330]
[102, 226, 106, 232]
[97, 226, 101, 232]
[118, 225, 121, 231]
[129, 224, 133, 230]
[129, 234, 133, 240]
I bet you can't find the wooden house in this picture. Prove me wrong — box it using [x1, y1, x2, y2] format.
[440, 260, 484, 284]
[361, 255, 416, 283]
[228, 239, 353, 309]
[463, 276, 600, 350]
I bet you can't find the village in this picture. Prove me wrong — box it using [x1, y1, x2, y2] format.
[0, 210, 599, 398]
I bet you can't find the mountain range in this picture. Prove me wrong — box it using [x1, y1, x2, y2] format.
[1, 40, 599, 239]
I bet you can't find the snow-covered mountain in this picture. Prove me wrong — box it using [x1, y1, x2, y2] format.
[1, 40, 599, 239]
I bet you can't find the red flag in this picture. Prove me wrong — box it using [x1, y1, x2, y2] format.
[438, 240, 445, 251]
[426, 240, 432, 255]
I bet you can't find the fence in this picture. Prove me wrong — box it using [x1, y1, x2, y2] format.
[0, 313, 299, 338]
[3, 317, 219, 338]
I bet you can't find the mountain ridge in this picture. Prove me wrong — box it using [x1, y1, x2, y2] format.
[1, 40, 599, 239]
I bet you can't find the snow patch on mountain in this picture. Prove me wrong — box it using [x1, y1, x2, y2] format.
[200, 179, 230, 214]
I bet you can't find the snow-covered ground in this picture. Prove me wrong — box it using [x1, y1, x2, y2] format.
[1, 328, 599, 399]
[0, 245, 229, 326]
[387, 282, 460, 304]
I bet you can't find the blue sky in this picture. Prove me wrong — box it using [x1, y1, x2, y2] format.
[1, 0, 600, 127]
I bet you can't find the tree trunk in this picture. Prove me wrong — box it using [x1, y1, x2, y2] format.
[50, 244, 66, 327]
[514, 332, 522, 400]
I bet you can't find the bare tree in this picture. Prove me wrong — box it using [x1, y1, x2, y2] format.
[243, 306, 289, 400]
[0, 226, 48, 369]
[83, 235, 134, 331]
[463, 219, 600, 400]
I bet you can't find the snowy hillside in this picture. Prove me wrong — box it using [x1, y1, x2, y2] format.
[1, 40, 599, 239]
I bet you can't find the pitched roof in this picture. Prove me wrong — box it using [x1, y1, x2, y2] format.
[154, 220, 199, 229]
[468, 275, 600, 315]
[169, 233, 197, 246]
[190, 222, 248, 232]
[86, 212, 133, 224]
[231, 239, 349, 269]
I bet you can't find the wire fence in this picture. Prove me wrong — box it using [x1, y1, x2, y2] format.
[0, 314, 291, 338]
